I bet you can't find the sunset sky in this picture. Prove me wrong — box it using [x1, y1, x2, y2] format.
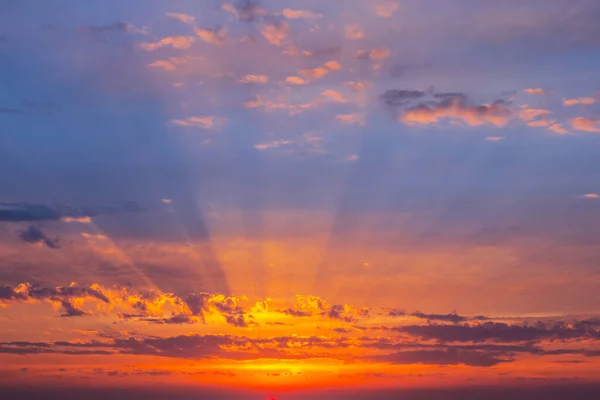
[1, 0, 600, 399]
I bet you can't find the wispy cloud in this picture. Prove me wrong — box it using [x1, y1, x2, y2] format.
[171, 116, 227, 130]
[375, 1, 400, 18]
[140, 36, 194, 50]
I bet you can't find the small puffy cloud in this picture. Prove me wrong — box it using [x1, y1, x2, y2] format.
[345, 81, 371, 92]
[571, 117, 600, 132]
[195, 27, 226, 46]
[299, 66, 330, 80]
[519, 108, 551, 121]
[564, 97, 596, 107]
[284, 76, 306, 85]
[524, 88, 547, 95]
[548, 122, 569, 134]
[324, 60, 342, 71]
[17, 226, 60, 249]
[281, 8, 321, 20]
[171, 116, 226, 130]
[147, 57, 193, 71]
[322, 90, 346, 103]
[140, 36, 194, 51]
[165, 13, 195, 25]
[336, 113, 366, 126]
[260, 22, 289, 46]
[344, 24, 365, 40]
[254, 139, 293, 150]
[375, 1, 400, 18]
[239, 74, 269, 84]
[356, 48, 391, 61]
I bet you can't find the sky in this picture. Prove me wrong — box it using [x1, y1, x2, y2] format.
[1, 0, 600, 399]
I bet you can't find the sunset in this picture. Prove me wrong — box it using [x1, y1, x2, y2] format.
[1, 0, 600, 399]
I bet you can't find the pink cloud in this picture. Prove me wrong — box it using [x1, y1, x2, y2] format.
[375, 1, 400, 18]
[140, 36, 194, 51]
[344, 24, 365, 40]
[571, 117, 600, 132]
[260, 22, 289, 46]
[563, 97, 596, 107]
[336, 113, 366, 126]
[165, 13, 195, 25]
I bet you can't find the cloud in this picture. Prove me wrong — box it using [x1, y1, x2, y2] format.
[254, 139, 293, 150]
[519, 108, 551, 121]
[140, 36, 194, 51]
[281, 9, 321, 20]
[372, 349, 508, 367]
[396, 322, 599, 343]
[388, 91, 512, 127]
[284, 76, 306, 85]
[375, 1, 400, 18]
[582, 194, 600, 199]
[0, 202, 61, 222]
[322, 90, 346, 103]
[486, 136, 504, 142]
[524, 88, 548, 95]
[299, 66, 330, 80]
[571, 117, 600, 133]
[411, 312, 468, 324]
[195, 27, 226, 46]
[324, 60, 341, 71]
[336, 113, 366, 126]
[344, 24, 365, 40]
[564, 97, 596, 107]
[548, 122, 570, 134]
[147, 56, 192, 71]
[171, 116, 226, 130]
[165, 13, 195, 25]
[260, 22, 289, 46]
[222, 1, 266, 22]
[238, 74, 269, 84]
[17, 226, 60, 249]
[356, 48, 391, 60]
[62, 216, 92, 223]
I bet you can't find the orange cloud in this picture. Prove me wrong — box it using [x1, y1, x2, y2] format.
[260, 22, 289, 46]
[527, 119, 552, 127]
[195, 27, 226, 46]
[563, 97, 596, 107]
[171, 116, 226, 130]
[281, 8, 321, 19]
[523, 88, 547, 95]
[62, 216, 92, 223]
[357, 48, 391, 60]
[400, 100, 511, 127]
[147, 57, 192, 71]
[322, 90, 346, 103]
[486, 136, 504, 142]
[582, 194, 600, 199]
[571, 117, 600, 132]
[239, 74, 269, 84]
[284, 76, 307, 85]
[344, 81, 371, 92]
[548, 122, 569, 134]
[375, 1, 400, 18]
[519, 108, 551, 121]
[344, 24, 365, 40]
[140, 36, 194, 51]
[254, 139, 293, 150]
[299, 66, 330, 80]
[324, 60, 342, 71]
[165, 13, 195, 25]
[336, 113, 366, 126]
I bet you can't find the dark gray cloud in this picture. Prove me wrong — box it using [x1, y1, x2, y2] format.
[411, 312, 467, 324]
[0, 203, 61, 222]
[371, 348, 509, 367]
[17, 225, 59, 249]
[396, 321, 600, 343]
